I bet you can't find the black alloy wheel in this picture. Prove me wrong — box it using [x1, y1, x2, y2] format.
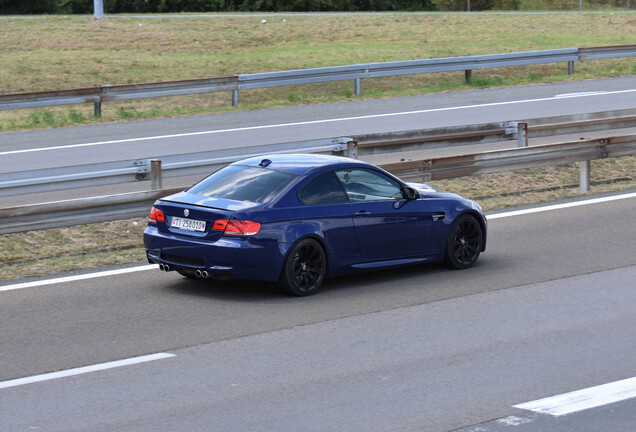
[445, 214, 483, 269]
[280, 238, 327, 296]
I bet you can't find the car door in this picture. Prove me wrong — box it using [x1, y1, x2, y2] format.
[334, 168, 432, 259]
[288, 171, 358, 257]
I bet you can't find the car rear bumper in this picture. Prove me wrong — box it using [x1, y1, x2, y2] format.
[143, 226, 284, 281]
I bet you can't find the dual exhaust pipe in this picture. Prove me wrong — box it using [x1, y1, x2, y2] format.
[195, 269, 209, 279]
[158, 263, 208, 279]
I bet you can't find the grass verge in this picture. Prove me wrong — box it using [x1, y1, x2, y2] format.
[0, 12, 635, 131]
[1, 156, 633, 282]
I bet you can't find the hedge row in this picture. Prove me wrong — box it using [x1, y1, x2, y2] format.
[0, 0, 632, 14]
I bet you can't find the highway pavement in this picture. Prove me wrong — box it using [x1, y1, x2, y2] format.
[1, 191, 635, 431]
[2, 76, 636, 161]
[2, 76, 636, 206]
[1, 79, 635, 430]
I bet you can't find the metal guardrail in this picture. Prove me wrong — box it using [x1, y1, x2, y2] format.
[0, 126, 519, 197]
[348, 121, 528, 158]
[0, 77, 238, 117]
[1, 133, 634, 234]
[237, 48, 579, 94]
[523, 109, 636, 137]
[0, 137, 351, 197]
[4, 109, 635, 199]
[378, 135, 636, 183]
[350, 108, 636, 156]
[578, 45, 636, 60]
[0, 188, 183, 234]
[0, 45, 634, 114]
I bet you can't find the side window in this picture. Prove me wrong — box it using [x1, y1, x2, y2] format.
[299, 172, 349, 206]
[335, 168, 403, 202]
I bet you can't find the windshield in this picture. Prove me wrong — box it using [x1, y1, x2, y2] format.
[187, 165, 296, 204]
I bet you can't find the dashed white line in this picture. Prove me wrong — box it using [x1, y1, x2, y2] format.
[0, 353, 175, 390]
[554, 91, 609, 98]
[514, 376, 636, 416]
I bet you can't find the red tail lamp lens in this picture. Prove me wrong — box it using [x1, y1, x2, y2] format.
[213, 219, 261, 236]
[212, 219, 228, 231]
[149, 206, 165, 223]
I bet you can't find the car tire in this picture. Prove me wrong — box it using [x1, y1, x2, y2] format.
[280, 238, 327, 296]
[444, 214, 483, 269]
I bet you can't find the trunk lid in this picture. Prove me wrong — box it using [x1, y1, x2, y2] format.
[155, 192, 259, 241]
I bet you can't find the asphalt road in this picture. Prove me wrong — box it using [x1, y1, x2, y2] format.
[2, 76, 636, 171]
[1, 191, 635, 431]
[3, 76, 636, 206]
[1, 79, 635, 430]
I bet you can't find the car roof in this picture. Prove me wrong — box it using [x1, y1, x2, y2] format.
[232, 153, 371, 175]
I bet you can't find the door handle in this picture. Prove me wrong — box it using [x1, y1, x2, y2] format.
[355, 210, 371, 217]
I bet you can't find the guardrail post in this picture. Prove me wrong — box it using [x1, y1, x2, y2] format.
[579, 160, 591, 193]
[347, 141, 358, 159]
[518, 122, 528, 147]
[354, 78, 361, 96]
[232, 90, 239, 107]
[568, 60, 574, 75]
[94, 84, 110, 117]
[465, 70, 472, 84]
[505, 121, 528, 146]
[151, 160, 163, 190]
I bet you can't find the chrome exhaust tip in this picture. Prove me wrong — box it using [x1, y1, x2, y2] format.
[195, 269, 202, 278]
[201, 271, 209, 279]
[164, 264, 170, 272]
[159, 263, 165, 271]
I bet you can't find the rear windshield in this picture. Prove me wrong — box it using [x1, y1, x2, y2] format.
[187, 165, 296, 204]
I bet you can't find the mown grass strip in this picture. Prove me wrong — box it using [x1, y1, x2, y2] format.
[0, 12, 635, 130]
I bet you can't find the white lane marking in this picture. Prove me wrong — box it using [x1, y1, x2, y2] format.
[514, 376, 636, 416]
[554, 91, 609, 98]
[2, 88, 635, 156]
[487, 192, 636, 219]
[0, 353, 175, 390]
[1, 191, 635, 293]
[497, 415, 533, 426]
[0, 264, 156, 292]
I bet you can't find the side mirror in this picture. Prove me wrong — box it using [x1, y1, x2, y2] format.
[404, 187, 420, 200]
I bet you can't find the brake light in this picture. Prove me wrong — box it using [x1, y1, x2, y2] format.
[213, 219, 261, 236]
[148, 206, 165, 223]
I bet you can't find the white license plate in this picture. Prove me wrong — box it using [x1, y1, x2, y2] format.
[171, 216, 206, 232]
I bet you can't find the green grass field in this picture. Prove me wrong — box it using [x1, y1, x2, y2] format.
[1, 12, 635, 130]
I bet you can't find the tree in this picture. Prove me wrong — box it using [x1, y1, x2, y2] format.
[436, 0, 495, 10]
[0, 0, 58, 13]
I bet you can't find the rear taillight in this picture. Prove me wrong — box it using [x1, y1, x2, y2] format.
[148, 206, 165, 223]
[213, 219, 261, 236]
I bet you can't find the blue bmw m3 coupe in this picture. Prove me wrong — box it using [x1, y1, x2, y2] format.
[144, 154, 486, 296]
